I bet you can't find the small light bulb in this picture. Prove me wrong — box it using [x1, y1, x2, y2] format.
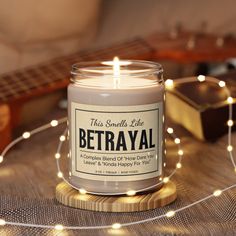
[227, 120, 234, 127]
[165, 79, 174, 89]
[163, 177, 169, 183]
[112, 223, 121, 230]
[50, 120, 58, 127]
[0, 155, 3, 163]
[0, 219, 6, 226]
[163, 162, 166, 167]
[218, 81, 226, 87]
[176, 163, 182, 169]
[60, 135, 66, 142]
[69, 171, 72, 176]
[164, 149, 167, 155]
[167, 127, 174, 134]
[55, 224, 64, 230]
[227, 145, 233, 152]
[22, 132, 31, 139]
[126, 190, 136, 196]
[79, 188, 87, 194]
[227, 97, 234, 104]
[178, 150, 184, 155]
[55, 153, 61, 159]
[174, 138, 180, 144]
[159, 177, 163, 181]
[197, 75, 205, 82]
[213, 189, 222, 197]
[57, 172, 63, 178]
[166, 210, 175, 218]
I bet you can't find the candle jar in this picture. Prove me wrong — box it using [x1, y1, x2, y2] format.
[68, 60, 165, 195]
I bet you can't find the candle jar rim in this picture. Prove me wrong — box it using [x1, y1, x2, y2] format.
[71, 60, 164, 89]
[71, 60, 163, 88]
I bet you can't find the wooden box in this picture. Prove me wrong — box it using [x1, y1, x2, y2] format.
[166, 72, 236, 140]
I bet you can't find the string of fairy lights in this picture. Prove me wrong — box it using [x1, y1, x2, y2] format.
[0, 76, 235, 232]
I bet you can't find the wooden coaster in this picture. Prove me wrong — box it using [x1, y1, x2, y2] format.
[56, 181, 177, 212]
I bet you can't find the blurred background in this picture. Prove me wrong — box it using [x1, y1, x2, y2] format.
[1, 0, 236, 147]
[1, 0, 236, 75]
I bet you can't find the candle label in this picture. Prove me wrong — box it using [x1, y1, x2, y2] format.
[71, 102, 163, 181]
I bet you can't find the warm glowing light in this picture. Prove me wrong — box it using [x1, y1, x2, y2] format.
[227, 97, 234, 104]
[112, 223, 121, 229]
[79, 188, 87, 195]
[213, 189, 222, 197]
[227, 120, 234, 127]
[50, 120, 58, 127]
[102, 59, 131, 66]
[166, 210, 175, 218]
[0, 74, 235, 231]
[176, 163, 182, 169]
[174, 138, 180, 144]
[163, 162, 166, 167]
[0, 219, 6, 226]
[22, 132, 31, 139]
[163, 177, 169, 183]
[218, 81, 226, 87]
[113, 57, 120, 76]
[167, 127, 174, 134]
[57, 172, 63, 178]
[197, 75, 205, 82]
[55, 224, 64, 230]
[113, 57, 120, 88]
[55, 153, 61, 159]
[178, 150, 184, 156]
[227, 145, 233, 152]
[165, 79, 174, 89]
[126, 190, 136, 196]
[60, 135, 66, 142]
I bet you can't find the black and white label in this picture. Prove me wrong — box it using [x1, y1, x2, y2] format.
[71, 102, 163, 181]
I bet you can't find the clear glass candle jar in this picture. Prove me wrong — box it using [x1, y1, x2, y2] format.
[68, 59, 165, 195]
